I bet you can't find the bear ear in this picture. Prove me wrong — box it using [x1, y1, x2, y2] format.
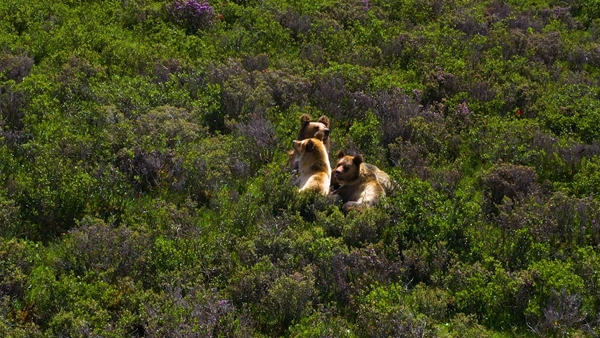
[337, 150, 345, 159]
[293, 140, 302, 151]
[353, 154, 363, 166]
[317, 115, 330, 127]
[314, 131, 325, 141]
[305, 139, 315, 152]
[300, 114, 311, 124]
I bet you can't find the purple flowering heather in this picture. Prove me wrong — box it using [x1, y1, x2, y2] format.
[170, 0, 215, 33]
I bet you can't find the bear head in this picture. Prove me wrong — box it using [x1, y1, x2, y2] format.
[333, 150, 363, 183]
[293, 131, 326, 156]
[297, 114, 330, 144]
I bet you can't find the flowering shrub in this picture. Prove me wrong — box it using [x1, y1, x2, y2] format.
[5, 0, 600, 336]
[169, 0, 215, 33]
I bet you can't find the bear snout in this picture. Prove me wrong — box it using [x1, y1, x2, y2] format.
[293, 140, 302, 151]
[334, 168, 343, 179]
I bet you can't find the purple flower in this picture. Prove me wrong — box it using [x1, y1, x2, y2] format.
[412, 89, 422, 101]
[170, 0, 215, 32]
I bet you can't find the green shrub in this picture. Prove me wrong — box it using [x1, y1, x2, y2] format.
[572, 156, 600, 198]
[448, 257, 557, 328]
[536, 84, 600, 144]
[355, 283, 433, 337]
[341, 207, 390, 248]
[436, 313, 495, 338]
[0, 238, 36, 314]
[405, 283, 448, 322]
[25, 268, 132, 337]
[312, 244, 403, 309]
[0, 195, 21, 238]
[573, 246, 600, 323]
[289, 308, 357, 337]
[262, 267, 317, 336]
[526, 259, 590, 335]
[140, 285, 248, 338]
[51, 217, 152, 283]
[10, 152, 97, 240]
[3, 0, 600, 336]
[0, 51, 33, 131]
[0, 294, 43, 337]
[228, 256, 277, 308]
[346, 110, 383, 158]
[480, 163, 539, 218]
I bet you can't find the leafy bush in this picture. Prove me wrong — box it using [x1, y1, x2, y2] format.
[436, 313, 495, 338]
[312, 244, 403, 308]
[261, 267, 316, 336]
[52, 217, 152, 282]
[536, 84, 600, 144]
[526, 259, 590, 336]
[355, 283, 433, 337]
[8, 151, 97, 240]
[289, 308, 356, 337]
[168, 0, 216, 33]
[25, 267, 129, 336]
[0, 195, 21, 238]
[0, 50, 33, 131]
[341, 208, 390, 247]
[3, 0, 600, 336]
[140, 284, 246, 338]
[0, 238, 35, 307]
[443, 258, 531, 328]
[480, 163, 539, 218]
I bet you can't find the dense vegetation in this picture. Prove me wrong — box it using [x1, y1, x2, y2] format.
[1, 0, 600, 336]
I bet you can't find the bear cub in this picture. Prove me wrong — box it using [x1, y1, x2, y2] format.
[293, 131, 331, 196]
[331, 150, 390, 212]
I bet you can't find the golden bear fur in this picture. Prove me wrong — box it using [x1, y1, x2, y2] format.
[331, 151, 395, 195]
[331, 150, 387, 212]
[293, 131, 331, 195]
[362, 163, 394, 195]
[288, 114, 330, 172]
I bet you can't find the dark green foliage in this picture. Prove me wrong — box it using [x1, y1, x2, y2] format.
[526, 259, 591, 336]
[443, 258, 530, 329]
[355, 283, 433, 337]
[0, 50, 33, 132]
[139, 284, 252, 338]
[290, 311, 356, 337]
[2, 0, 600, 336]
[481, 163, 539, 218]
[52, 217, 152, 282]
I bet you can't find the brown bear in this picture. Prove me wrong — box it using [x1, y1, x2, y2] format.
[293, 131, 331, 195]
[331, 150, 390, 212]
[331, 150, 395, 195]
[288, 114, 331, 172]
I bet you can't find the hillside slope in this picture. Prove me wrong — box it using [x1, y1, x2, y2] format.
[1, 0, 600, 336]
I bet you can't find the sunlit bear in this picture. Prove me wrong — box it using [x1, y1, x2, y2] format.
[293, 131, 331, 195]
[331, 150, 391, 212]
[289, 114, 331, 172]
